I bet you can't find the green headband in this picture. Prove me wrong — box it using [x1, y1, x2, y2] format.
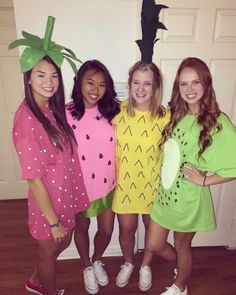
[8, 16, 82, 75]
[136, 0, 168, 64]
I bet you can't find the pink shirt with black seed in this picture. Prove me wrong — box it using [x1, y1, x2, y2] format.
[66, 103, 116, 202]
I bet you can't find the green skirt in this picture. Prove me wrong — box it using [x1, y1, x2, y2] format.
[81, 190, 114, 218]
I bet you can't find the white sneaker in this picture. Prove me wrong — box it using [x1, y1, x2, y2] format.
[138, 265, 152, 292]
[83, 266, 99, 294]
[93, 260, 109, 286]
[161, 284, 188, 295]
[116, 262, 134, 288]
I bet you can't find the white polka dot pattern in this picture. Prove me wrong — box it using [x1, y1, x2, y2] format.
[12, 102, 89, 240]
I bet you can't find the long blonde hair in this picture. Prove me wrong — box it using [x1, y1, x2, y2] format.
[127, 61, 165, 118]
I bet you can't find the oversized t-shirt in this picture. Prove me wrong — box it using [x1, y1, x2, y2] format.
[13, 101, 89, 240]
[66, 103, 116, 202]
[151, 113, 236, 232]
[112, 101, 170, 214]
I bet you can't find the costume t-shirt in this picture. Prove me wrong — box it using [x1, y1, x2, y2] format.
[13, 101, 89, 240]
[66, 103, 116, 202]
[151, 113, 236, 232]
[112, 101, 170, 214]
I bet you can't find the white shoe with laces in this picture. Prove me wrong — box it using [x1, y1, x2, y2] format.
[116, 262, 134, 288]
[161, 284, 188, 295]
[138, 265, 152, 292]
[83, 266, 99, 294]
[93, 260, 109, 286]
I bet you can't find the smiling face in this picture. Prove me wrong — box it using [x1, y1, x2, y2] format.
[81, 69, 106, 109]
[178, 67, 204, 114]
[29, 59, 59, 108]
[130, 69, 154, 111]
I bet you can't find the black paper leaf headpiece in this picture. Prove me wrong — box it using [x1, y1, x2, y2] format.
[136, 0, 168, 64]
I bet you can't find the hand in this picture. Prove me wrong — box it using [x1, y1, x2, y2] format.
[51, 222, 69, 243]
[182, 162, 206, 186]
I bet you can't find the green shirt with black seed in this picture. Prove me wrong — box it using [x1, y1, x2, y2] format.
[151, 113, 236, 232]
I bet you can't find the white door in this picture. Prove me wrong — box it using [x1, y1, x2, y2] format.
[137, 0, 236, 249]
[0, 0, 27, 199]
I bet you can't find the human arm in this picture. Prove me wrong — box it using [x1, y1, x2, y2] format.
[182, 162, 236, 186]
[27, 178, 69, 242]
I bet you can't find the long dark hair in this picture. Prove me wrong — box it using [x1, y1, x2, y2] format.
[127, 61, 165, 118]
[162, 57, 221, 158]
[24, 56, 76, 151]
[68, 60, 120, 122]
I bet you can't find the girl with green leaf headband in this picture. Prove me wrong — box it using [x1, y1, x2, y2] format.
[9, 16, 82, 74]
[11, 16, 89, 295]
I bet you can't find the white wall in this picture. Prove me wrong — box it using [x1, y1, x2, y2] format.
[13, 0, 139, 100]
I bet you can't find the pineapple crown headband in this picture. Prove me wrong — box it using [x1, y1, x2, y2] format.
[136, 0, 168, 64]
[8, 16, 82, 75]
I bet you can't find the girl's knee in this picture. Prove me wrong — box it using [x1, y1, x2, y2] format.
[119, 222, 137, 239]
[104, 228, 113, 238]
[146, 240, 166, 253]
[174, 236, 193, 251]
[120, 229, 136, 241]
[39, 248, 57, 261]
[97, 227, 113, 240]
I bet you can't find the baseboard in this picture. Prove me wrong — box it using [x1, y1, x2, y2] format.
[59, 244, 122, 260]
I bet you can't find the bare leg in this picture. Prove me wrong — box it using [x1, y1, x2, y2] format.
[37, 231, 72, 295]
[173, 231, 195, 291]
[145, 219, 176, 262]
[92, 208, 115, 262]
[141, 214, 153, 266]
[117, 214, 138, 264]
[74, 213, 91, 268]
[28, 265, 40, 285]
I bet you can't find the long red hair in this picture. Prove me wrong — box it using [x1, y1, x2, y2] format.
[162, 57, 221, 159]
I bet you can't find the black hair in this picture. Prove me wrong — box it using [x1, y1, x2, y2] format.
[68, 60, 120, 122]
[24, 55, 76, 151]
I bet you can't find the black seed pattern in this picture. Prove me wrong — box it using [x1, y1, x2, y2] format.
[99, 153, 103, 159]
[92, 173, 95, 179]
[82, 155, 86, 160]
[86, 134, 90, 140]
[72, 124, 76, 129]
[160, 126, 189, 206]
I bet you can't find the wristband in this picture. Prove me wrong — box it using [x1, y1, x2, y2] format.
[50, 219, 60, 228]
[203, 175, 207, 186]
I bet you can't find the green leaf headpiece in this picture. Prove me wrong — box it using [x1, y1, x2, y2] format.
[8, 16, 82, 75]
[136, 0, 168, 64]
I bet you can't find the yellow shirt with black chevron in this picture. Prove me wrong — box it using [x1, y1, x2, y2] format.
[112, 101, 170, 214]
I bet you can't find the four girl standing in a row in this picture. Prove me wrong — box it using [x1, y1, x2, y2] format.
[10, 10, 236, 295]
